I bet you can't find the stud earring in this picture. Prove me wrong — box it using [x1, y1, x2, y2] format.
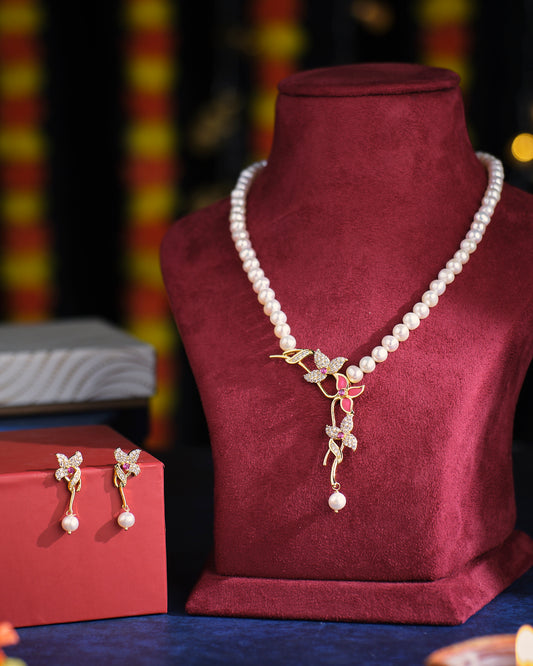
[55, 451, 83, 533]
[113, 448, 141, 530]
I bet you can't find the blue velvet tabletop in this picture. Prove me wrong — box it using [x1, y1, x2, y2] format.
[6, 443, 533, 666]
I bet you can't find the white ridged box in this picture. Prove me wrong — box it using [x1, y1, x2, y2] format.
[0, 319, 155, 413]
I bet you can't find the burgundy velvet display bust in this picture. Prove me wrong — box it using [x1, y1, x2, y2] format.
[161, 63, 533, 624]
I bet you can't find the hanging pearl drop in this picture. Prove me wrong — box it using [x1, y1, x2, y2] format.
[328, 491, 346, 512]
[117, 511, 136, 530]
[61, 514, 79, 534]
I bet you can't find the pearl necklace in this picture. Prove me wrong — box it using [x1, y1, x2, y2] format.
[230, 152, 504, 512]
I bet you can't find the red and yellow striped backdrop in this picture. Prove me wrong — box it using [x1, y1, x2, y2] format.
[121, 0, 179, 449]
[0, 0, 52, 321]
[416, 0, 476, 92]
[248, 0, 306, 160]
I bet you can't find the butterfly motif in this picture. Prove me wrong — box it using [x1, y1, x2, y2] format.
[303, 349, 348, 383]
[55, 451, 83, 490]
[114, 448, 141, 486]
[334, 374, 365, 413]
[325, 413, 358, 451]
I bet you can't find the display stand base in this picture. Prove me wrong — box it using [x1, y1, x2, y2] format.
[186, 530, 533, 625]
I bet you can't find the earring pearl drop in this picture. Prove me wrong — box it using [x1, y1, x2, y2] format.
[61, 514, 79, 534]
[117, 511, 135, 530]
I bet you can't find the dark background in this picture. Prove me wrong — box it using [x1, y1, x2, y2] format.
[1, 0, 532, 450]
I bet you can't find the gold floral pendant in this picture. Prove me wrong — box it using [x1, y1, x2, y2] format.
[270, 349, 365, 512]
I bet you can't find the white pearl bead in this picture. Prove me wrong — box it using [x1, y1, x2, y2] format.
[239, 247, 256, 262]
[274, 323, 291, 338]
[242, 258, 259, 272]
[429, 279, 446, 296]
[446, 259, 462, 275]
[280, 335, 296, 351]
[270, 310, 287, 325]
[61, 514, 79, 534]
[371, 345, 388, 362]
[252, 277, 269, 293]
[412, 302, 430, 319]
[422, 290, 439, 307]
[346, 365, 364, 383]
[479, 204, 494, 216]
[381, 335, 399, 352]
[232, 230, 248, 242]
[263, 299, 281, 316]
[466, 229, 483, 243]
[438, 268, 455, 284]
[117, 511, 135, 530]
[482, 195, 498, 208]
[474, 211, 490, 224]
[359, 356, 376, 373]
[247, 267, 264, 283]
[403, 312, 420, 330]
[392, 323, 410, 341]
[257, 288, 275, 305]
[454, 249, 470, 264]
[235, 239, 251, 252]
[471, 221, 486, 234]
[328, 491, 346, 512]
[460, 239, 477, 254]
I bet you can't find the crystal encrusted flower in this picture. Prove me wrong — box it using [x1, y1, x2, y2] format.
[303, 349, 348, 383]
[114, 448, 141, 486]
[55, 451, 83, 488]
[325, 413, 358, 451]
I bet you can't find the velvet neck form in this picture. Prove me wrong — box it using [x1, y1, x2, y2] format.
[251, 63, 486, 241]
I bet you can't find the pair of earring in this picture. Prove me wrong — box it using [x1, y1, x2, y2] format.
[54, 448, 142, 534]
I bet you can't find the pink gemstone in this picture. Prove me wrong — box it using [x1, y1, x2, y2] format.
[338, 432, 345, 439]
[123, 463, 130, 471]
[320, 368, 327, 374]
[338, 389, 345, 396]
[67, 467, 75, 475]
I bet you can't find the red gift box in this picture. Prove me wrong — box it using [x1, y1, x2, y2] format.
[0, 425, 167, 627]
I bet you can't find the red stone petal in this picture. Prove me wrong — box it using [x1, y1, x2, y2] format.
[341, 397, 353, 413]
[336, 374, 348, 390]
[347, 385, 365, 398]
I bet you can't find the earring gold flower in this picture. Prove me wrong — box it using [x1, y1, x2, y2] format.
[55, 451, 83, 534]
[113, 448, 141, 530]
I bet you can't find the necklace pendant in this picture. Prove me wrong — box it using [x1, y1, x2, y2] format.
[271, 348, 365, 512]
